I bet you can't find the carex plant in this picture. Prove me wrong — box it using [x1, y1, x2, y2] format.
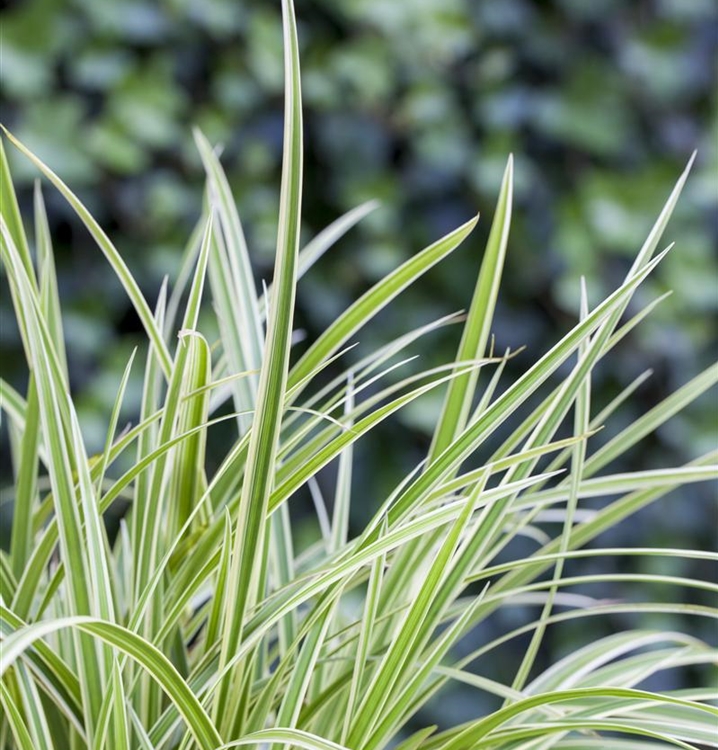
[1, 1, 716, 748]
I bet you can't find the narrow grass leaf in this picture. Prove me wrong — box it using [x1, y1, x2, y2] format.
[2, 220, 108, 737]
[380, 248, 671, 537]
[34, 181, 68, 379]
[509, 279, 592, 695]
[195, 130, 262, 432]
[429, 155, 512, 461]
[9, 375, 39, 579]
[204, 509, 233, 653]
[2, 127, 173, 377]
[288, 213, 479, 396]
[1, 617, 224, 750]
[346, 474, 487, 746]
[438, 686, 717, 749]
[584, 363, 718, 477]
[0, 680, 36, 750]
[215, 0, 304, 731]
[341, 520, 386, 744]
[15, 663, 55, 750]
[219, 728, 351, 750]
[0, 138, 32, 278]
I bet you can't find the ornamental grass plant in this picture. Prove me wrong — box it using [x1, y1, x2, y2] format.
[1, 1, 717, 748]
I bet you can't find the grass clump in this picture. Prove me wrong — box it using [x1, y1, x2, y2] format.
[1, 1, 716, 748]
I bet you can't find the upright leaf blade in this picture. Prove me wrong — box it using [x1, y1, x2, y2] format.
[0, 138, 32, 280]
[215, 0, 304, 732]
[195, 131, 263, 433]
[429, 155, 512, 462]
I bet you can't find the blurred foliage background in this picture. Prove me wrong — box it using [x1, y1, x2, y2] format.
[2, 0, 717, 727]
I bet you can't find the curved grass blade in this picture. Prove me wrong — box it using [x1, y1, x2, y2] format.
[218, 727, 351, 750]
[437, 686, 717, 749]
[1, 127, 173, 377]
[288, 213, 479, 397]
[1, 616, 224, 750]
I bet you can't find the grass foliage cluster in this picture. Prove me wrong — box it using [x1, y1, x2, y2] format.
[1, 2, 716, 748]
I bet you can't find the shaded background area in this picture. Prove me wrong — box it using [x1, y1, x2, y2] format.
[2, 0, 717, 730]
